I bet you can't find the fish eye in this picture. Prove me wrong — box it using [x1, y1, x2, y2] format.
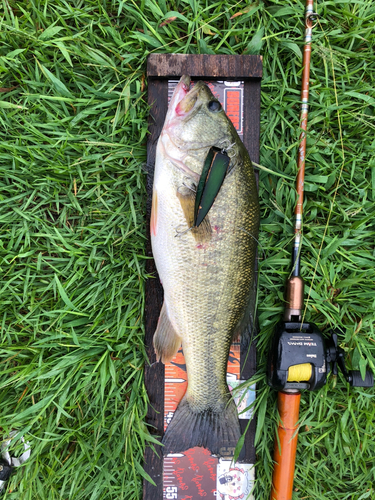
[207, 100, 221, 112]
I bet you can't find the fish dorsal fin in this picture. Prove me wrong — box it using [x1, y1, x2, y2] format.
[177, 187, 212, 243]
[153, 302, 182, 364]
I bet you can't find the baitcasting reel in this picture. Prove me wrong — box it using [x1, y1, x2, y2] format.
[267, 321, 374, 392]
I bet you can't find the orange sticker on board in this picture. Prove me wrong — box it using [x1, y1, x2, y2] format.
[224, 88, 242, 135]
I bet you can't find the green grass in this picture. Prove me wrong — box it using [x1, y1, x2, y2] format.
[0, 0, 374, 499]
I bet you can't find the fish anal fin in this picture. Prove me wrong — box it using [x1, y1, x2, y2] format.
[153, 303, 182, 364]
[177, 188, 211, 243]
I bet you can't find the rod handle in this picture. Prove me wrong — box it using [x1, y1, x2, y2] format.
[270, 391, 301, 500]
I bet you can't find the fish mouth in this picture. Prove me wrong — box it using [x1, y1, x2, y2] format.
[163, 75, 201, 133]
[168, 77, 208, 121]
[175, 80, 206, 117]
[167, 75, 191, 117]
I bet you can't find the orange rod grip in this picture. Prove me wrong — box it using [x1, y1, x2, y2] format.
[270, 391, 301, 500]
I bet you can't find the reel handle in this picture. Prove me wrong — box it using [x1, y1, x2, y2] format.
[349, 370, 374, 388]
[330, 333, 374, 388]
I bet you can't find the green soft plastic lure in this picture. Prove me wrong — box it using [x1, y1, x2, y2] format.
[194, 147, 230, 227]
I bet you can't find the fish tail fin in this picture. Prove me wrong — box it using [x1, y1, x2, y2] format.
[162, 395, 241, 457]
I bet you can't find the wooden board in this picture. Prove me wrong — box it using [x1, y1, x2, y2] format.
[144, 54, 262, 500]
[147, 53, 262, 80]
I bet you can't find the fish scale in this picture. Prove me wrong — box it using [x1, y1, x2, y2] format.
[151, 76, 259, 457]
[181, 178, 256, 411]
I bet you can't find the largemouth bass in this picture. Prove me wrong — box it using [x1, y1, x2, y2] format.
[151, 76, 259, 457]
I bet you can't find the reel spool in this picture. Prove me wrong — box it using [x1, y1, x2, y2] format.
[287, 363, 312, 383]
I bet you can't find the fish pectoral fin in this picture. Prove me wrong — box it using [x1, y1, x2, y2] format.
[153, 303, 182, 364]
[177, 187, 212, 243]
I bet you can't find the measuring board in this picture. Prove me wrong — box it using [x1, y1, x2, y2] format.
[145, 54, 262, 500]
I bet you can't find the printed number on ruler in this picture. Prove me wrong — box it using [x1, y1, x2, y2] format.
[165, 486, 178, 499]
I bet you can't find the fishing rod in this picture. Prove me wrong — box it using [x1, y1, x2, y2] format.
[266, 2, 373, 499]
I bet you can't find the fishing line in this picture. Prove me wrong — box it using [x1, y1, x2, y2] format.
[238, 227, 265, 262]
[301, 19, 347, 325]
